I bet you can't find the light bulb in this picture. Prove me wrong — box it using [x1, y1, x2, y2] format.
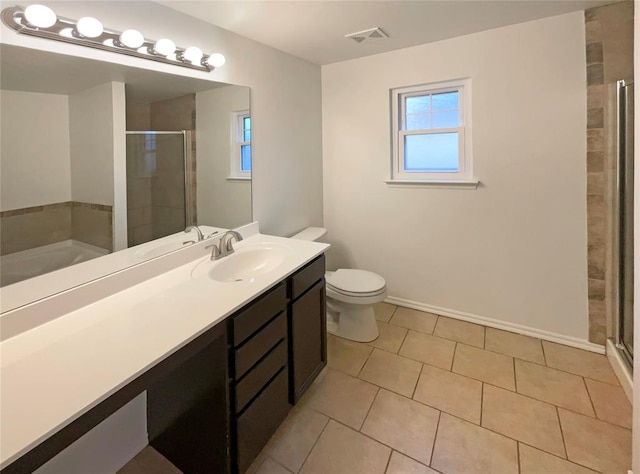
[183, 46, 203, 65]
[207, 53, 225, 68]
[119, 29, 144, 49]
[24, 4, 57, 28]
[154, 38, 176, 56]
[76, 17, 103, 38]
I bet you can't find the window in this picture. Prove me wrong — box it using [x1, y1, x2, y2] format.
[390, 79, 475, 186]
[230, 110, 251, 179]
[143, 133, 156, 175]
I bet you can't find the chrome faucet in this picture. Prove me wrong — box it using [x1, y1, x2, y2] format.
[219, 230, 243, 258]
[206, 230, 243, 260]
[184, 225, 204, 241]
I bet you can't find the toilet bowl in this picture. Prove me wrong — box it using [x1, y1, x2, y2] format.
[290, 227, 386, 342]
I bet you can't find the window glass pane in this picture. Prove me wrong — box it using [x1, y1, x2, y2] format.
[406, 113, 431, 130]
[432, 110, 459, 128]
[241, 145, 252, 172]
[243, 117, 251, 141]
[432, 91, 458, 110]
[404, 132, 459, 172]
[406, 95, 430, 114]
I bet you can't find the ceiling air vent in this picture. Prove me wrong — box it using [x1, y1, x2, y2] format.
[345, 27, 389, 44]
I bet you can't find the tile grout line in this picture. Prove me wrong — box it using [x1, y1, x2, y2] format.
[397, 327, 410, 355]
[582, 376, 599, 420]
[516, 442, 522, 474]
[555, 406, 569, 460]
[295, 415, 331, 473]
[411, 363, 425, 399]
[428, 410, 443, 468]
[541, 340, 548, 366]
[382, 449, 393, 474]
[358, 387, 381, 432]
[356, 344, 377, 379]
[479, 382, 484, 426]
[450, 342, 458, 371]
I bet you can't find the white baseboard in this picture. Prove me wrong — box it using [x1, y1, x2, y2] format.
[606, 340, 633, 402]
[385, 296, 605, 354]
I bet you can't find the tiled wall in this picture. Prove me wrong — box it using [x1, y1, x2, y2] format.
[71, 202, 113, 252]
[0, 202, 113, 255]
[126, 94, 196, 247]
[584, 1, 633, 344]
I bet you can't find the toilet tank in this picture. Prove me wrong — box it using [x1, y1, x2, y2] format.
[290, 227, 327, 242]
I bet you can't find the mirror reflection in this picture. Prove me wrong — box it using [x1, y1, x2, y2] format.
[0, 44, 252, 287]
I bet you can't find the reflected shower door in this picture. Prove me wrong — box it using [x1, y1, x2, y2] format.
[126, 131, 187, 247]
[616, 80, 634, 365]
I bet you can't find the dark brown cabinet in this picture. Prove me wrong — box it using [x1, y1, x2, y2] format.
[147, 322, 231, 474]
[288, 255, 327, 403]
[229, 282, 290, 474]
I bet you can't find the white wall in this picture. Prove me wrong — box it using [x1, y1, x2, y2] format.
[0, 90, 71, 210]
[196, 85, 252, 228]
[2, 0, 323, 237]
[322, 12, 590, 344]
[69, 82, 118, 206]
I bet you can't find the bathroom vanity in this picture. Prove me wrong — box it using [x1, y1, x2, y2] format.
[0, 232, 328, 474]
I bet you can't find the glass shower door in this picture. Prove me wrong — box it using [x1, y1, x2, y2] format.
[616, 80, 634, 364]
[126, 131, 187, 247]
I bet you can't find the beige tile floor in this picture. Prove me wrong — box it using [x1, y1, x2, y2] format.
[121, 302, 633, 474]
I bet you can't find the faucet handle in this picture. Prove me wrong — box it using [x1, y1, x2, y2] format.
[205, 244, 221, 261]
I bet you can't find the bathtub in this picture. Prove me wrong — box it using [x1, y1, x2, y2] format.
[0, 240, 108, 287]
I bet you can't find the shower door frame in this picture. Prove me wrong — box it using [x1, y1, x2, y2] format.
[614, 79, 634, 367]
[125, 130, 193, 229]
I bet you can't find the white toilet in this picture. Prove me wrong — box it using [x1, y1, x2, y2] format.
[291, 227, 387, 342]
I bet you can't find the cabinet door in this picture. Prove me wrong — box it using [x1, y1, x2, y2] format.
[290, 280, 326, 403]
[147, 324, 230, 474]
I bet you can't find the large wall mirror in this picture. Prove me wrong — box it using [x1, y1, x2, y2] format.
[0, 44, 251, 306]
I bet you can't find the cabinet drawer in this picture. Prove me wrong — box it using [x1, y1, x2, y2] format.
[235, 340, 287, 414]
[236, 369, 290, 474]
[234, 312, 286, 379]
[233, 283, 286, 346]
[288, 254, 325, 300]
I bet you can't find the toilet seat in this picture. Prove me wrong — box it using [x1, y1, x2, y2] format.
[326, 269, 386, 297]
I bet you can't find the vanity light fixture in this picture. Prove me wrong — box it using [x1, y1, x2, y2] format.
[1, 4, 225, 72]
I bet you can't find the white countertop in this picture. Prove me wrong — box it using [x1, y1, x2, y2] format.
[0, 233, 329, 469]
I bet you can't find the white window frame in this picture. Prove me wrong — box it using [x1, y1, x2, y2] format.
[389, 78, 476, 187]
[229, 109, 251, 180]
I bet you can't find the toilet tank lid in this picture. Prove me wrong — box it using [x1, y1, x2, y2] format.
[290, 227, 327, 241]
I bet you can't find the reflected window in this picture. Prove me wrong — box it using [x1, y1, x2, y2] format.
[144, 133, 157, 175]
[390, 79, 472, 182]
[230, 110, 251, 179]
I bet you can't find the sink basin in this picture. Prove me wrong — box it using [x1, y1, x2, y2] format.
[192, 243, 288, 282]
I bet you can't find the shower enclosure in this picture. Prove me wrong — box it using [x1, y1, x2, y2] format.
[125, 131, 195, 247]
[615, 79, 634, 366]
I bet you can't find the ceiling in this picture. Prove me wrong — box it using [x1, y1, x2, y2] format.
[159, 0, 613, 65]
[0, 44, 227, 101]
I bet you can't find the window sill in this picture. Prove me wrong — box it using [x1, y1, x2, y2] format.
[385, 179, 480, 189]
[226, 176, 252, 181]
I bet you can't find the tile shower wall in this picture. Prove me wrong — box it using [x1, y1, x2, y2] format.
[0, 202, 112, 255]
[126, 94, 196, 247]
[584, 1, 633, 344]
